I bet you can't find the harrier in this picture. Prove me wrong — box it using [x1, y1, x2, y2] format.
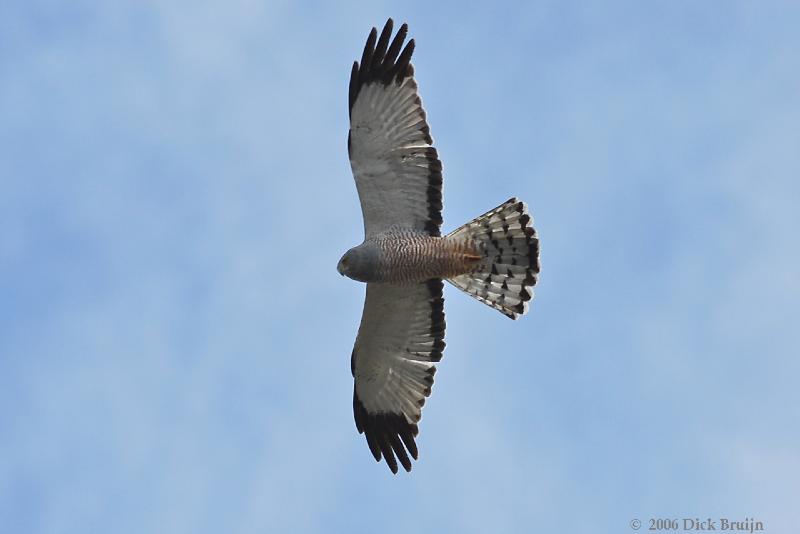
[340, 18, 540, 473]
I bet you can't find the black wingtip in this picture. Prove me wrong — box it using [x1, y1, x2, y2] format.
[360, 27, 377, 69]
[372, 19, 394, 70]
[353, 392, 421, 475]
[349, 20, 416, 114]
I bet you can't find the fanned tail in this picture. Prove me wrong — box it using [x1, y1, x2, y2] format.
[446, 198, 540, 319]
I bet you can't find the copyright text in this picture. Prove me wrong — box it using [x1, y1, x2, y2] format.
[630, 517, 764, 532]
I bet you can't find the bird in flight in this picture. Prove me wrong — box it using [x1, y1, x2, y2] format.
[340, 18, 540, 473]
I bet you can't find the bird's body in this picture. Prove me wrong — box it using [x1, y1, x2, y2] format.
[340, 19, 540, 474]
[343, 230, 480, 284]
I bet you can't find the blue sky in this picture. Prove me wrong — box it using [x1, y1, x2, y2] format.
[2, 1, 799, 532]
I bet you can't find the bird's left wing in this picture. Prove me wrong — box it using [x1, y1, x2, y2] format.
[348, 18, 443, 238]
[351, 279, 445, 473]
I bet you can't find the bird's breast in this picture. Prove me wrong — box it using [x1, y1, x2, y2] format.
[373, 231, 480, 284]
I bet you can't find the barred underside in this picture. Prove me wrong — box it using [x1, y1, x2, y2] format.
[372, 230, 480, 284]
[446, 198, 540, 319]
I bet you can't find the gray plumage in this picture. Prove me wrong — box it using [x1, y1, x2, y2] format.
[341, 19, 540, 474]
[338, 230, 477, 284]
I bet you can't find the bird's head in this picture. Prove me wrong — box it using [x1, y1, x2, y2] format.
[337, 244, 377, 283]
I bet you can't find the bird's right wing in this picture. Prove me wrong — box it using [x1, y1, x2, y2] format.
[351, 279, 445, 473]
[348, 18, 443, 238]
